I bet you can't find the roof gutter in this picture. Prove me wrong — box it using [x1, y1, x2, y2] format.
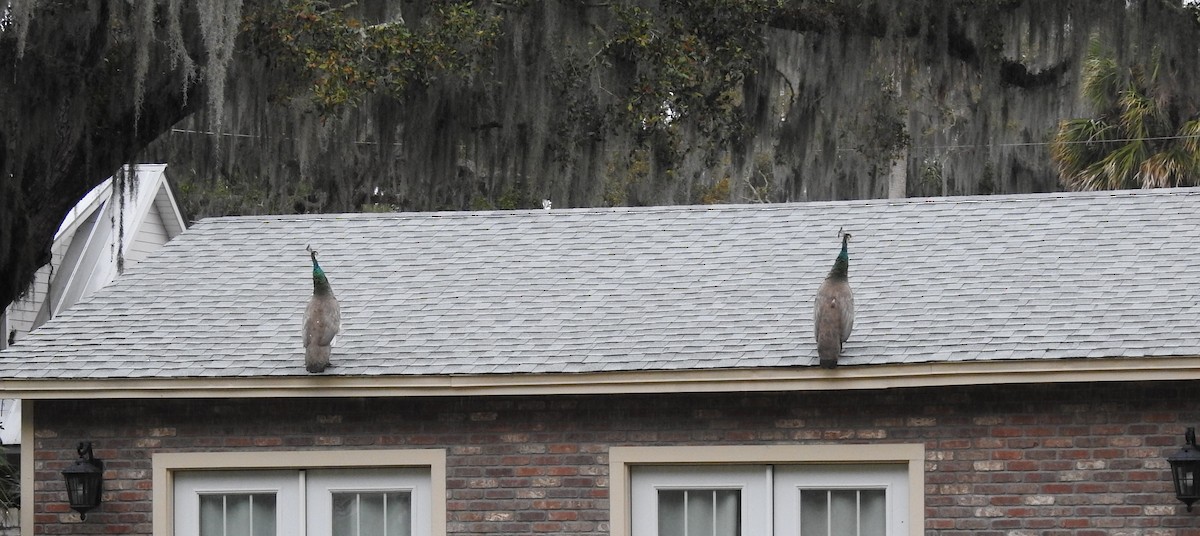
[2, 357, 1199, 399]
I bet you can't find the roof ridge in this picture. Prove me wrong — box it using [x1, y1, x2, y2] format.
[193, 186, 1200, 225]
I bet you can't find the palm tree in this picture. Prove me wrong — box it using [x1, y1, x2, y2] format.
[1051, 44, 1200, 190]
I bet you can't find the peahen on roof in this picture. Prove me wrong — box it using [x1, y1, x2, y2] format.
[303, 245, 341, 373]
[814, 230, 854, 369]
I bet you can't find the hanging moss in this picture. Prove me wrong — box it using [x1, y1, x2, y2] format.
[197, 0, 245, 128]
[135, 1, 1187, 215]
[6, 0, 1197, 310]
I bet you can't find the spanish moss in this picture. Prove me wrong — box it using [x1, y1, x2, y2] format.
[146, 0, 1200, 217]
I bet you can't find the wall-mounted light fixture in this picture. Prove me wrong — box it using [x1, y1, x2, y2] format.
[61, 442, 103, 520]
[1168, 428, 1200, 512]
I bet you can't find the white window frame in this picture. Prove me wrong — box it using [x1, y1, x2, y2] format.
[631, 465, 772, 536]
[307, 467, 432, 536]
[611, 444, 924, 536]
[173, 469, 302, 536]
[774, 463, 910, 535]
[153, 449, 446, 536]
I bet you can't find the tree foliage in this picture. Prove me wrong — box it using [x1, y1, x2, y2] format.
[244, 0, 499, 113]
[0, 0, 499, 309]
[1052, 42, 1200, 190]
[3, 0, 1200, 312]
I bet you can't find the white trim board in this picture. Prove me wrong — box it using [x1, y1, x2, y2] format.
[609, 444, 925, 536]
[152, 449, 447, 536]
[3, 355, 1199, 400]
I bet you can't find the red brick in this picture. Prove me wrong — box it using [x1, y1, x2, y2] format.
[29, 382, 1197, 536]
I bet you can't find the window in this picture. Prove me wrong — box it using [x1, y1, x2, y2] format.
[174, 470, 299, 536]
[631, 465, 769, 536]
[154, 450, 445, 536]
[612, 445, 923, 536]
[200, 493, 278, 535]
[309, 468, 428, 536]
[774, 464, 909, 536]
[657, 489, 739, 536]
[798, 489, 885, 536]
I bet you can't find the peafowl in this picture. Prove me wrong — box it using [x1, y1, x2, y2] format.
[814, 230, 854, 369]
[303, 245, 341, 373]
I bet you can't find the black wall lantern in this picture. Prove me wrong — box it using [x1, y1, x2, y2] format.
[61, 442, 103, 520]
[1168, 428, 1200, 512]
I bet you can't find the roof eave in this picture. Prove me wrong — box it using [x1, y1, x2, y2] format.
[3, 356, 1198, 399]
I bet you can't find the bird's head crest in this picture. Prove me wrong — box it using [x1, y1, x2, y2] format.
[307, 245, 332, 293]
[307, 245, 324, 275]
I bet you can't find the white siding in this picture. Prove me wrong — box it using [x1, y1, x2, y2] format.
[2, 164, 183, 342]
[1, 164, 185, 457]
[4, 264, 51, 341]
[126, 207, 170, 264]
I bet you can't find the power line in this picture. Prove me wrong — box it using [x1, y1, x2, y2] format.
[170, 127, 1200, 153]
[169, 128, 397, 147]
[907, 133, 1200, 152]
[170, 128, 259, 140]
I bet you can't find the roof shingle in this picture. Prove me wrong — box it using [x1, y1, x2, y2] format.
[3, 188, 1200, 380]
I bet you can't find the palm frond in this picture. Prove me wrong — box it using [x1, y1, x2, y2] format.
[1082, 40, 1119, 111]
[1052, 118, 1118, 190]
[1090, 139, 1146, 190]
[1180, 118, 1200, 159]
[1139, 150, 1184, 188]
[1119, 85, 1158, 141]
[1054, 44, 1198, 191]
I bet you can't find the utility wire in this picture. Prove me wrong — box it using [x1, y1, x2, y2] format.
[911, 132, 1200, 152]
[171, 127, 1200, 153]
[169, 128, 396, 147]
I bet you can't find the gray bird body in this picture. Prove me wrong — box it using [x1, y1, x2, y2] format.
[814, 234, 853, 368]
[303, 249, 340, 373]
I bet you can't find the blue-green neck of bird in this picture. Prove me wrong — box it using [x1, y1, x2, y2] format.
[312, 259, 334, 296]
[827, 236, 849, 280]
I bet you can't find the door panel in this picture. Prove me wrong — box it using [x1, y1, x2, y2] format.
[307, 468, 431, 536]
[175, 468, 430, 536]
[631, 465, 770, 536]
[773, 464, 907, 536]
[174, 470, 301, 536]
[633, 464, 909, 536]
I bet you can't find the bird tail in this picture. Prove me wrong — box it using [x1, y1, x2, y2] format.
[306, 345, 331, 373]
[815, 304, 842, 369]
[817, 337, 840, 369]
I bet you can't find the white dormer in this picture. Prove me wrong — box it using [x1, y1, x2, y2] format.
[2, 164, 186, 343]
[0, 164, 186, 452]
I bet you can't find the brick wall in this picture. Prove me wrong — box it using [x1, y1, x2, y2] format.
[30, 380, 1200, 535]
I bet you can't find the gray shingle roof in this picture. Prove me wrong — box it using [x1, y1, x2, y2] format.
[3, 188, 1200, 380]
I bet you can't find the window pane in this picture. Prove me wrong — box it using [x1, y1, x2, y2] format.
[253, 495, 277, 536]
[227, 495, 252, 536]
[658, 491, 686, 536]
[800, 489, 885, 536]
[360, 493, 386, 536]
[332, 491, 413, 536]
[332, 493, 356, 536]
[659, 490, 739, 536]
[686, 490, 715, 536]
[859, 490, 886, 536]
[713, 490, 740, 536]
[828, 490, 857, 536]
[386, 492, 413, 536]
[199, 494, 276, 536]
[800, 490, 828, 536]
[200, 495, 223, 536]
